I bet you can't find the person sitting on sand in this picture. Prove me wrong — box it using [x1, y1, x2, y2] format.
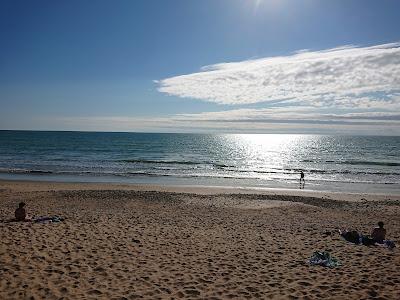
[14, 202, 31, 222]
[371, 221, 386, 244]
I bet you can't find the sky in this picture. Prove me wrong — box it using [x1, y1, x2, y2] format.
[1, 0, 399, 134]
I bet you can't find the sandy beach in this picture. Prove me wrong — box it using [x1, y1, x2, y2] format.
[1, 180, 400, 299]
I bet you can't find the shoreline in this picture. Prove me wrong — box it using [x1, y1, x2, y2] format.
[1, 179, 400, 202]
[1, 167, 399, 195]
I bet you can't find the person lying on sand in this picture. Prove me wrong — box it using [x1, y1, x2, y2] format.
[14, 202, 32, 222]
[339, 229, 363, 244]
[371, 221, 386, 244]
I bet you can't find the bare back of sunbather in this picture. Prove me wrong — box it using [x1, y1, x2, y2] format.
[371, 225, 386, 243]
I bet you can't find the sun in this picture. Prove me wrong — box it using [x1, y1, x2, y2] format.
[254, 0, 263, 9]
[253, 0, 284, 12]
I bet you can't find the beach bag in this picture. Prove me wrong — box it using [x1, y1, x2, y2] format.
[308, 251, 340, 268]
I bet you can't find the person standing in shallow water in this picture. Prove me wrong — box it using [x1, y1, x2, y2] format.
[300, 171, 305, 186]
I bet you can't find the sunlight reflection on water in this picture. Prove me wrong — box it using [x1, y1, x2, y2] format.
[217, 134, 316, 173]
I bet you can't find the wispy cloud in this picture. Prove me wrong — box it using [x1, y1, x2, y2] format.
[40, 107, 400, 135]
[158, 42, 400, 108]
[173, 107, 400, 125]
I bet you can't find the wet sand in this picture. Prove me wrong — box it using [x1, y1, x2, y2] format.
[1, 180, 400, 299]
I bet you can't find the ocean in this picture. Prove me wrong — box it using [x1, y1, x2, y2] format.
[0, 131, 399, 194]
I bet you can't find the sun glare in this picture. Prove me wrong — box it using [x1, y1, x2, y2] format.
[255, 0, 263, 9]
[252, 0, 286, 13]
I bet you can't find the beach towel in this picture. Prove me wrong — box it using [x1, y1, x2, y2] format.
[308, 251, 340, 268]
[34, 216, 64, 224]
[377, 240, 396, 250]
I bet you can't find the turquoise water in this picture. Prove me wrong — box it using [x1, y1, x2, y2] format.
[0, 131, 399, 193]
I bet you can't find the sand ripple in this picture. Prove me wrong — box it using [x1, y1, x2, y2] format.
[1, 184, 400, 299]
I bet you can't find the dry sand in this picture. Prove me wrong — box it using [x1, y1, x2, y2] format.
[1, 180, 400, 299]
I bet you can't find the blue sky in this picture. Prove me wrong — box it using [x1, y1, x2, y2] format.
[1, 0, 399, 134]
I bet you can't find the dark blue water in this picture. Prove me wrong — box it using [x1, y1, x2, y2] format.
[0, 131, 399, 193]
